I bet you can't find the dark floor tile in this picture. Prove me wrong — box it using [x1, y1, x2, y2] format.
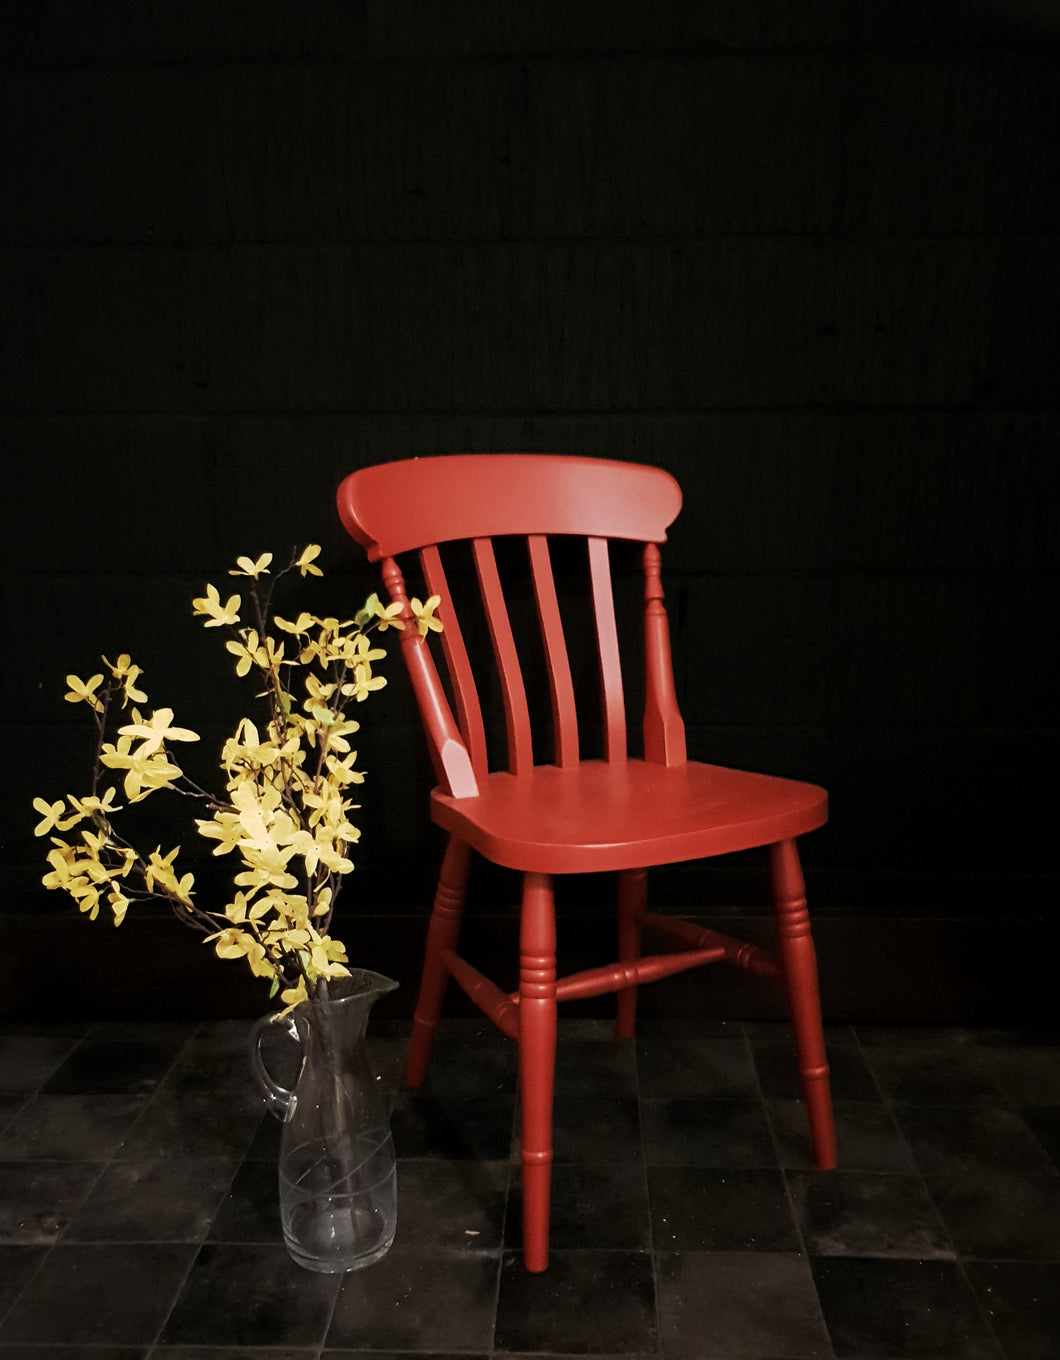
[1, 1019, 91, 1036]
[752, 1034, 881, 1103]
[649, 1166, 800, 1252]
[160, 1242, 340, 1347]
[0, 1096, 25, 1137]
[854, 1026, 982, 1049]
[642, 1096, 776, 1166]
[0, 1242, 195, 1345]
[206, 1156, 281, 1243]
[976, 1045, 1060, 1107]
[395, 1158, 508, 1251]
[657, 1250, 832, 1358]
[162, 1024, 263, 1105]
[370, 1033, 413, 1103]
[895, 1103, 1060, 1180]
[153, 1349, 315, 1359]
[970, 1025, 1060, 1046]
[788, 1171, 954, 1260]
[43, 1035, 188, 1095]
[637, 1017, 742, 1039]
[0, 1093, 148, 1160]
[494, 1248, 657, 1354]
[926, 1170, 1060, 1261]
[243, 1104, 284, 1160]
[0, 1348, 147, 1360]
[411, 1021, 519, 1096]
[64, 1156, 238, 1242]
[557, 1017, 631, 1040]
[507, 1161, 651, 1251]
[118, 1087, 265, 1161]
[811, 1256, 1005, 1359]
[179, 1018, 259, 1056]
[367, 1017, 436, 1039]
[553, 1037, 639, 1096]
[965, 1261, 1060, 1360]
[0, 1033, 83, 1092]
[390, 1088, 516, 1160]
[0, 1245, 48, 1321]
[88, 1018, 199, 1044]
[1023, 1105, 1060, 1171]
[770, 1098, 918, 1174]
[856, 1033, 1008, 1107]
[745, 1021, 857, 1042]
[323, 1353, 489, 1360]
[0, 1160, 102, 1243]
[326, 1247, 499, 1353]
[635, 1032, 758, 1099]
[551, 1090, 642, 1161]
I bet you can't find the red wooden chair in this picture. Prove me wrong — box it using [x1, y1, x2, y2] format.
[336, 453, 835, 1271]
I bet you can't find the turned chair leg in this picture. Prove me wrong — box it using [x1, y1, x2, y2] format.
[769, 839, 837, 1169]
[405, 835, 471, 1089]
[616, 867, 647, 1039]
[518, 870, 558, 1272]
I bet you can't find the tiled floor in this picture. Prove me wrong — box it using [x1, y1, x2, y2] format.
[1, 1012, 1058, 1358]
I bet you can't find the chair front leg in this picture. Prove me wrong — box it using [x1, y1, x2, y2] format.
[769, 839, 837, 1169]
[518, 870, 558, 1273]
[405, 834, 471, 1088]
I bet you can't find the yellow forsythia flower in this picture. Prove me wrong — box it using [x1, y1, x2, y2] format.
[410, 595, 443, 636]
[64, 673, 105, 712]
[191, 583, 241, 628]
[229, 552, 273, 578]
[295, 544, 323, 577]
[32, 798, 80, 837]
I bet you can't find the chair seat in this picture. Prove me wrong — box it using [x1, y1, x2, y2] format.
[431, 759, 828, 874]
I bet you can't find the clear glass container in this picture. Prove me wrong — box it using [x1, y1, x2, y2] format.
[250, 969, 398, 1272]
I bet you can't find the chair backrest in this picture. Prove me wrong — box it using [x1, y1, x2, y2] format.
[336, 454, 687, 798]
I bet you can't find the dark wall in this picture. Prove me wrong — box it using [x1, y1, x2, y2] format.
[2, 2, 1057, 1021]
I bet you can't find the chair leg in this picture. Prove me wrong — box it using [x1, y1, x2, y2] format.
[615, 867, 647, 1039]
[518, 870, 558, 1273]
[405, 835, 471, 1089]
[769, 839, 837, 1170]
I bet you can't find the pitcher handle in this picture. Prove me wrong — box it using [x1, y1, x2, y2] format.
[249, 1010, 301, 1118]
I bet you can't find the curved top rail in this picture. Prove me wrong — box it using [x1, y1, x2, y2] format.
[336, 453, 683, 561]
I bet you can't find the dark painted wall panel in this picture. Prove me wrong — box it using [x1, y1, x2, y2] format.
[2, 0, 1056, 1021]
[1, 239, 1004, 412]
[8, 53, 1054, 244]
[8, 1, 1054, 67]
[7, 411, 1056, 572]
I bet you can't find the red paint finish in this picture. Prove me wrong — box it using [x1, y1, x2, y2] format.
[337, 453, 836, 1271]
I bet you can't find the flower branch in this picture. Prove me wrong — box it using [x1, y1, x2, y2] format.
[34, 545, 429, 1012]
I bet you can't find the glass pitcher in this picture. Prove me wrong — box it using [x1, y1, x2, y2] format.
[250, 969, 399, 1272]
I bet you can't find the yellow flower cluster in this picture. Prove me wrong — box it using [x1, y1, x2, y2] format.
[34, 546, 438, 1011]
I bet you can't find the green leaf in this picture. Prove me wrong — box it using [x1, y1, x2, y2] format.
[354, 593, 379, 628]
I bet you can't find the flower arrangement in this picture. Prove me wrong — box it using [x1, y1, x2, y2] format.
[34, 545, 440, 1011]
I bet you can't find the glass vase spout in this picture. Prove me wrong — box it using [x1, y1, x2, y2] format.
[250, 969, 399, 1272]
